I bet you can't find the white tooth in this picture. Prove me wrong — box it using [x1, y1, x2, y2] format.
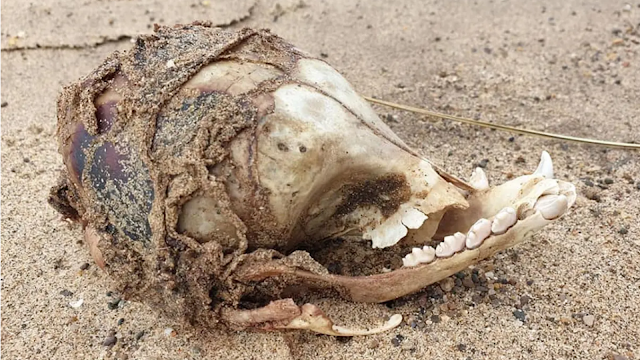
[466, 218, 492, 249]
[436, 241, 454, 258]
[470, 167, 489, 190]
[418, 246, 436, 263]
[402, 253, 419, 267]
[533, 151, 554, 179]
[444, 232, 466, 253]
[491, 207, 517, 234]
[534, 194, 568, 220]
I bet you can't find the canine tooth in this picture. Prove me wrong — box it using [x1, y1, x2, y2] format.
[491, 207, 517, 234]
[533, 151, 554, 179]
[436, 241, 454, 258]
[466, 218, 492, 249]
[534, 194, 568, 220]
[470, 167, 489, 190]
[402, 253, 419, 267]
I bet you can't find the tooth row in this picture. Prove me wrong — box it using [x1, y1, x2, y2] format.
[402, 207, 518, 267]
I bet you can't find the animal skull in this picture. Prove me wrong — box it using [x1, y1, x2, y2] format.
[49, 23, 576, 336]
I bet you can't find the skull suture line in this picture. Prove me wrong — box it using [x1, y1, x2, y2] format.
[49, 24, 576, 336]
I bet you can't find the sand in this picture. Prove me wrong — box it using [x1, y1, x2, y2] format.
[2, 0, 639, 359]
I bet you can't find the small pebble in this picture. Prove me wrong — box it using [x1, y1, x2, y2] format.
[117, 318, 125, 326]
[60, 289, 73, 297]
[520, 295, 531, 307]
[584, 188, 601, 202]
[69, 299, 84, 308]
[604, 178, 614, 184]
[478, 159, 489, 168]
[164, 327, 176, 337]
[367, 339, 379, 349]
[103, 335, 117, 347]
[636, 181, 640, 190]
[462, 277, 475, 288]
[583, 314, 595, 326]
[1, 101, 7, 107]
[526, 279, 534, 286]
[485, 271, 495, 280]
[618, 227, 628, 235]
[439, 278, 455, 292]
[457, 343, 467, 352]
[108, 298, 122, 310]
[513, 309, 526, 322]
[430, 315, 441, 323]
[135, 331, 145, 341]
[611, 355, 629, 360]
[391, 334, 404, 347]
[80, 263, 90, 270]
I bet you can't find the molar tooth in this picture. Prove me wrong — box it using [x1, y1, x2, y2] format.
[419, 246, 436, 264]
[534, 194, 568, 220]
[491, 207, 517, 234]
[470, 167, 489, 190]
[436, 241, 454, 258]
[409, 246, 436, 263]
[402, 253, 419, 268]
[466, 218, 492, 249]
[444, 232, 466, 253]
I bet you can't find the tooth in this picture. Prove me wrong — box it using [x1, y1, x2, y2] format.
[533, 151, 554, 179]
[466, 218, 492, 249]
[534, 194, 568, 220]
[402, 253, 419, 267]
[409, 246, 436, 264]
[436, 241, 454, 258]
[444, 232, 466, 253]
[491, 207, 517, 234]
[470, 167, 489, 190]
[418, 246, 436, 263]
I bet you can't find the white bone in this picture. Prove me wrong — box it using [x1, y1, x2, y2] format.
[534, 194, 568, 220]
[491, 207, 517, 234]
[401, 208, 428, 229]
[533, 151, 554, 179]
[466, 218, 492, 249]
[470, 167, 489, 190]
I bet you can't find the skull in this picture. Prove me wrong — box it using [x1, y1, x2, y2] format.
[49, 24, 576, 336]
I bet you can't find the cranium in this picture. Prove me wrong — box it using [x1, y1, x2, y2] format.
[49, 24, 576, 336]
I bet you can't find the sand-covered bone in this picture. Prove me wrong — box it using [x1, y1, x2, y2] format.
[50, 23, 576, 335]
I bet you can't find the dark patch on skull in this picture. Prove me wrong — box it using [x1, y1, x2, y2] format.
[334, 174, 411, 218]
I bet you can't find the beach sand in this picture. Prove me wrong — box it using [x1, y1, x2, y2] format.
[2, 0, 639, 358]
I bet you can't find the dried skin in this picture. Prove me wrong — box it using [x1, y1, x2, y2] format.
[50, 23, 576, 334]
